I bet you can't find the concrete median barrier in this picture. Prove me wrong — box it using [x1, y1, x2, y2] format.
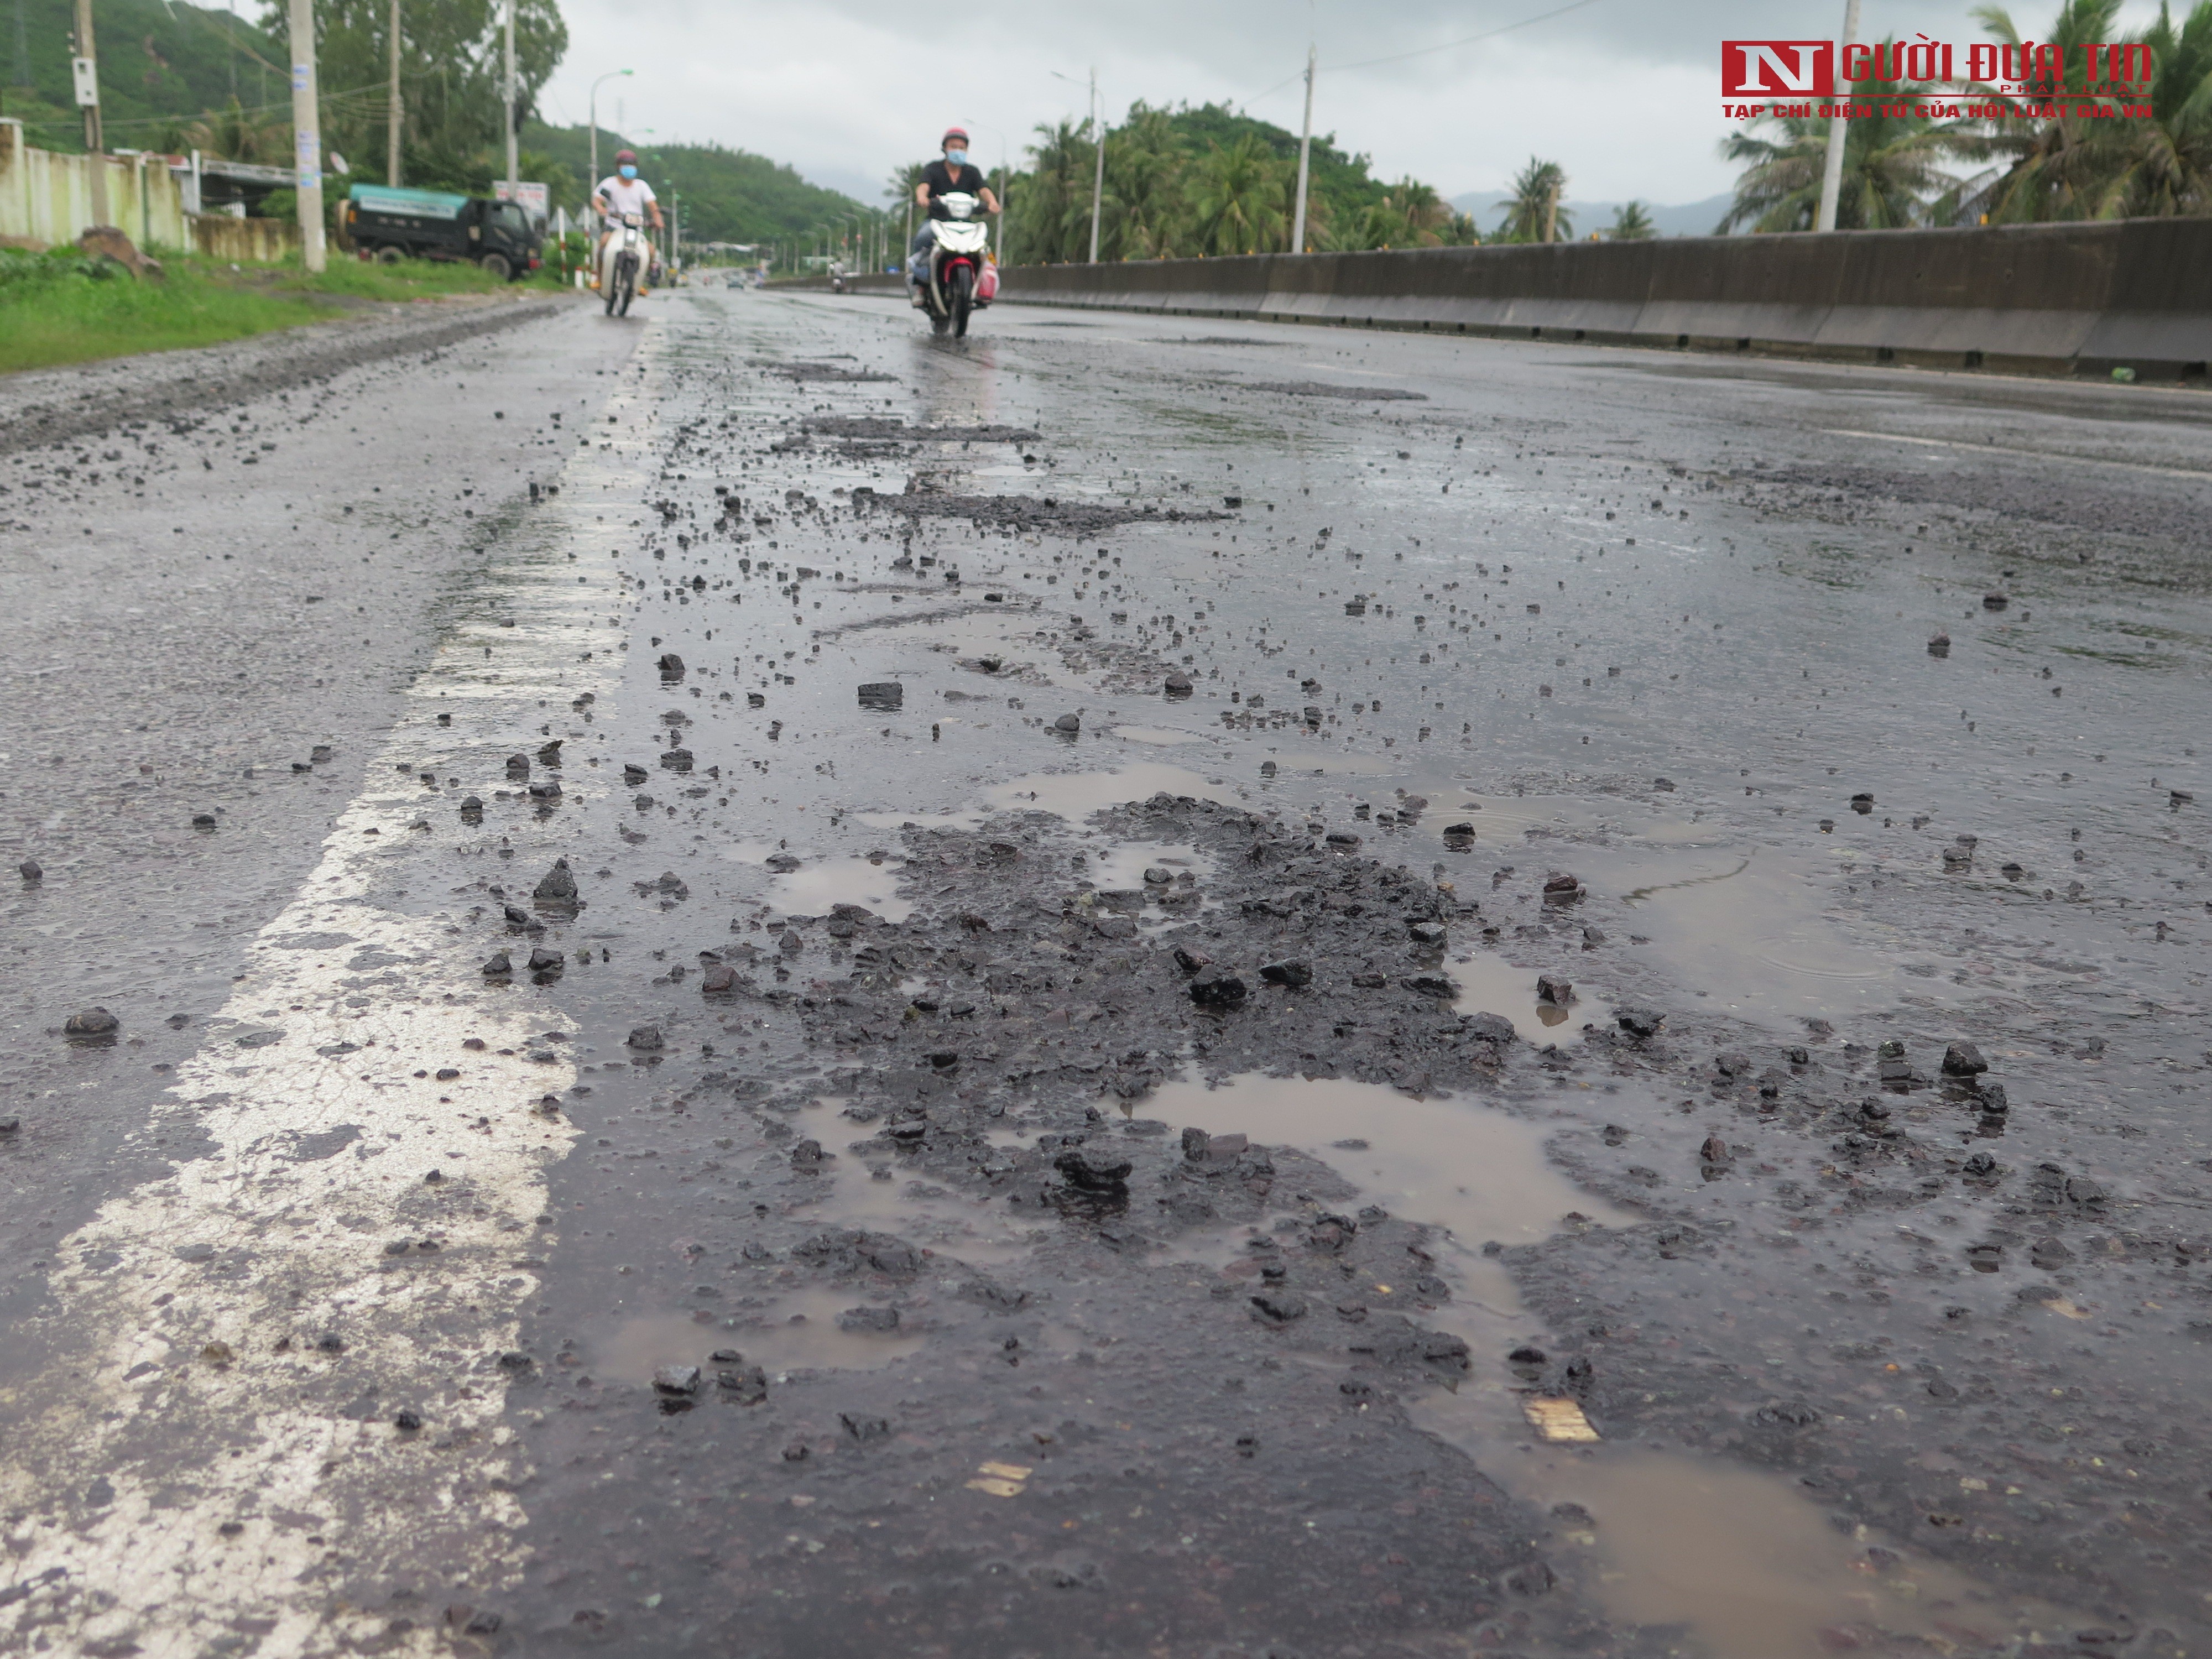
[822, 222, 2210, 380]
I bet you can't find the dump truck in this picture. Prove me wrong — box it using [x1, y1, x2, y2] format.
[341, 185, 542, 280]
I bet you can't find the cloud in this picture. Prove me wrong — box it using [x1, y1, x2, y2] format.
[540, 0, 2174, 211]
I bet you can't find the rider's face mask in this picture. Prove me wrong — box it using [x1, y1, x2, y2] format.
[619, 164, 638, 180]
[944, 149, 967, 166]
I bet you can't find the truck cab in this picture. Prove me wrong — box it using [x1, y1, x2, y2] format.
[342, 186, 542, 280]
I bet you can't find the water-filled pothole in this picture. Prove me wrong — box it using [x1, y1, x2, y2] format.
[1133, 1073, 2071, 1658]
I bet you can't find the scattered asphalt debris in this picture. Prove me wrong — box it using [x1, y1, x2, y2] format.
[3, 286, 2206, 1659]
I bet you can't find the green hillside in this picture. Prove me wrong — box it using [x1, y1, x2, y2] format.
[523, 121, 865, 245]
[2, 0, 289, 152]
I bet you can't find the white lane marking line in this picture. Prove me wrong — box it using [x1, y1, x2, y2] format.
[1819, 426, 2212, 482]
[0, 322, 655, 1659]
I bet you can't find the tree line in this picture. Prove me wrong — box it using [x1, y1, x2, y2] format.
[938, 101, 1487, 263]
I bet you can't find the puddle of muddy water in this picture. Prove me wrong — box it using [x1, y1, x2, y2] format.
[1413, 1412, 2079, 1659]
[593, 1288, 927, 1385]
[769, 854, 914, 922]
[983, 761, 1240, 819]
[1449, 953, 1612, 1044]
[788, 1149, 1036, 1265]
[1110, 724, 1214, 747]
[1134, 1073, 1635, 1310]
[853, 761, 1240, 834]
[1086, 838, 1211, 895]
[1135, 1074, 2072, 1658]
[1580, 842, 1913, 1026]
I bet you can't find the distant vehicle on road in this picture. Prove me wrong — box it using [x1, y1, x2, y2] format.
[342, 185, 542, 280]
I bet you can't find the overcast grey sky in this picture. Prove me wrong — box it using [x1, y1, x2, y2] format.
[539, 0, 2167, 210]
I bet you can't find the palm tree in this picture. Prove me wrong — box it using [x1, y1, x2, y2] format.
[1103, 102, 1192, 258]
[1608, 201, 1657, 239]
[1345, 181, 1452, 249]
[1185, 133, 1287, 255]
[1960, 0, 2212, 219]
[2090, 0, 2212, 216]
[886, 160, 927, 251]
[184, 96, 290, 166]
[1956, 0, 2129, 218]
[1715, 49, 1969, 231]
[1012, 118, 1099, 264]
[1494, 158, 1571, 242]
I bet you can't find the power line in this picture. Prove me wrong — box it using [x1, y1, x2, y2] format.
[1248, 0, 1611, 103]
[1329, 0, 1609, 73]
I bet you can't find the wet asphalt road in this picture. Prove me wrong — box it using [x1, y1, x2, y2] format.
[3, 285, 2211, 1659]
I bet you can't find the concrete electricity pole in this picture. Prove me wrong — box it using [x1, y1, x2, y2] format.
[1087, 67, 1103, 264]
[502, 0, 517, 199]
[385, 0, 401, 185]
[1814, 0, 1861, 232]
[1290, 42, 1314, 253]
[287, 0, 326, 272]
[70, 0, 107, 226]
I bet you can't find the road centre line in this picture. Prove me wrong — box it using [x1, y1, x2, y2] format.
[0, 321, 652, 1657]
[1819, 426, 2212, 482]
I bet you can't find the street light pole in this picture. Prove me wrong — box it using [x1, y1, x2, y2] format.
[1814, 0, 1861, 232]
[1290, 41, 1314, 253]
[1087, 66, 1103, 264]
[588, 68, 633, 206]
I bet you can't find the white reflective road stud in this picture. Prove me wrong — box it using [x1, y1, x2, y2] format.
[0, 327, 656, 1658]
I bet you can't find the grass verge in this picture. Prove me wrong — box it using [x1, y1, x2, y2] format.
[296, 257, 516, 301]
[0, 248, 571, 376]
[0, 249, 328, 376]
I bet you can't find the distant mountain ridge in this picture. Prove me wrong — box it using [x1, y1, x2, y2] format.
[1451, 190, 1737, 239]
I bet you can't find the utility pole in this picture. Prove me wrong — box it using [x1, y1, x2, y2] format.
[1542, 178, 1558, 244]
[70, 0, 106, 225]
[287, 0, 326, 272]
[384, 0, 401, 185]
[1814, 0, 1861, 232]
[1290, 41, 1314, 253]
[1086, 66, 1103, 264]
[502, 0, 517, 199]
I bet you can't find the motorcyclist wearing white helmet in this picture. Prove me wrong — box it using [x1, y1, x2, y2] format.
[908, 127, 998, 306]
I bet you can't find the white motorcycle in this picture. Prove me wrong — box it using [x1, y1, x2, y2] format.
[599, 212, 645, 318]
[916, 192, 992, 338]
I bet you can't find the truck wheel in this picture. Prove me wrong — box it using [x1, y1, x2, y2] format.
[374, 246, 404, 265]
[479, 253, 513, 280]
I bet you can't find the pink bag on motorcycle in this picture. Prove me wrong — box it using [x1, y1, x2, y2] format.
[976, 260, 999, 302]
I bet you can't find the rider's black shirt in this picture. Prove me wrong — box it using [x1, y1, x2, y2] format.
[922, 160, 988, 219]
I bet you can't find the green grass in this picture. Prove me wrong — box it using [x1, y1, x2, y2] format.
[294, 257, 517, 301]
[0, 249, 327, 375]
[0, 248, 581, 375]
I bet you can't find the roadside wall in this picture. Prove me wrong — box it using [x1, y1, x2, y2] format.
[937, 222, 2212, 379]
[191, 213, 301, 264]
[0, 120, 189, 252]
